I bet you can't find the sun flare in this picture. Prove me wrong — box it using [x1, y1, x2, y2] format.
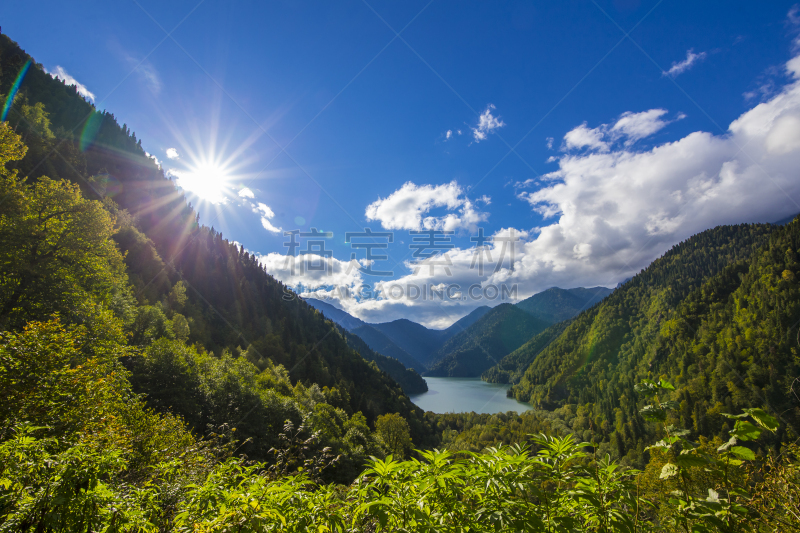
[173, 162, 231, 204]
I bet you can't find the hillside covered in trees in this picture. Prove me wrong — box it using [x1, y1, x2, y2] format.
[426, 287, 614, 377]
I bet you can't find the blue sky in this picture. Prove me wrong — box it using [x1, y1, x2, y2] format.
[4, 1, 800, 327]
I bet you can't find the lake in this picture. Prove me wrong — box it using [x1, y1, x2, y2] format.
[408, 377, 535, 414]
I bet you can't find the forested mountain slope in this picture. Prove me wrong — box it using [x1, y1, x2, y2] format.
[304, 298, 426, 372]
[425, 304, 553, 377]
[0, 34, 437, 475]
[368, 306, 491, 368]
[304, 297, 367, 332]
[507, 221, 800, 462]
[479, 287, 613, 384]
[336, 325, 428, 394]
[482, 319, 573, 385]
[426, 287, 614, 378]
[515, 286, 613, 322]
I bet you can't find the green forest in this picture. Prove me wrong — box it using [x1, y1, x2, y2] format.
[1, 32, 800, 532]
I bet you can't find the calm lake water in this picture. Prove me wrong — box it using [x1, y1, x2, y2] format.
[408, 377, 534, 414]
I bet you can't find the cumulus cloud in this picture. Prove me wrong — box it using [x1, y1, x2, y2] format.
[365, 181, 489, 232]
[564, 122, 609, 151]
[472, 104, 505, 142]
[563, 109, 681, 152]
[166, 148, 180, 159]
[257, 252, 364, 298]
[445, 129, 453, 140]
[259, 227, 524, 328]
[611, 109, 676, 143]
[238, 187, 255, 198]
[663, 49, 707, 78]
[46, 66, 95, 101]
[254, 202, 282, 233]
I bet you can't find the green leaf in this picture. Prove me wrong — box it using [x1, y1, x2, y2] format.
[743, 408, 780, 432]
[658, 378, 675, 391]
[730, 446, 756, 461]
[730, 421, 761, 442]
[660, 463, 679, 479]
[639, 405, 667, 422]
[676, 452, 707, 468]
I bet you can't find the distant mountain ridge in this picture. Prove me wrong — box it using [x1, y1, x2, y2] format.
[515, 287, 613, 322]
[303, 298, 491, 371]
[425, 304, 553, 377]
[425, 286, 614, 378]
[304, 287, 614, 380]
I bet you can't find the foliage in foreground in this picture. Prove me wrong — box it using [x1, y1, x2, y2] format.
[2, 412, 799, 532]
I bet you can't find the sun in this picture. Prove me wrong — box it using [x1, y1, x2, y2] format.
[173, 161, 231, 204]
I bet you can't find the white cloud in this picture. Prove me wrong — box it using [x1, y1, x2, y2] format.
[166, 148, 180, 159]
[611, 109, 674, 143]
[365, 181, 489, 232]
[238, 187, 255, 198]
[563, 109, 681, 152]
[472, 104, 505, 142]
[445, 129, 453, 140]
[663, 49, 707, 78]
[546, 137, 554, 150]
[258, 252, 364, 297]
[476, 195, 491, 205]
[254, 202, 282, 234]
[258, 227, 524, 328]
[46, 66, 95, 101]
[563, 122, 608, 151]
[145, 152, 160, 167]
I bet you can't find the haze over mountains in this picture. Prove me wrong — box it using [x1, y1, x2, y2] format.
[305, 286, 613, 379]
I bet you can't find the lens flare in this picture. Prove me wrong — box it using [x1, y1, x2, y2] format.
[172, 161, 231, 204]
[79, 111, 103, 151]
[2, 60, 31, 121]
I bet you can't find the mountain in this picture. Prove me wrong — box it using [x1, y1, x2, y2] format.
[303, 299, 493, 373]
[481, 320, 572, 384]
[366, 307, 492, 369]
[335, 326, 428, 394]
[425, 304, 553, 377]
[774, 211, 800, 225]
[508, 223, 776, 409]
[303, 298, 426, 371]
[515, 286, 613, 323]
[301, 299, 427, 393]
[350, 325, 425, 372]
[304, 298, 367, 331]
[425, 287, 614, 378]
[441, 305, 492, 336]
[504, 221, 800, 461]
[370, 319, 445, 368]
